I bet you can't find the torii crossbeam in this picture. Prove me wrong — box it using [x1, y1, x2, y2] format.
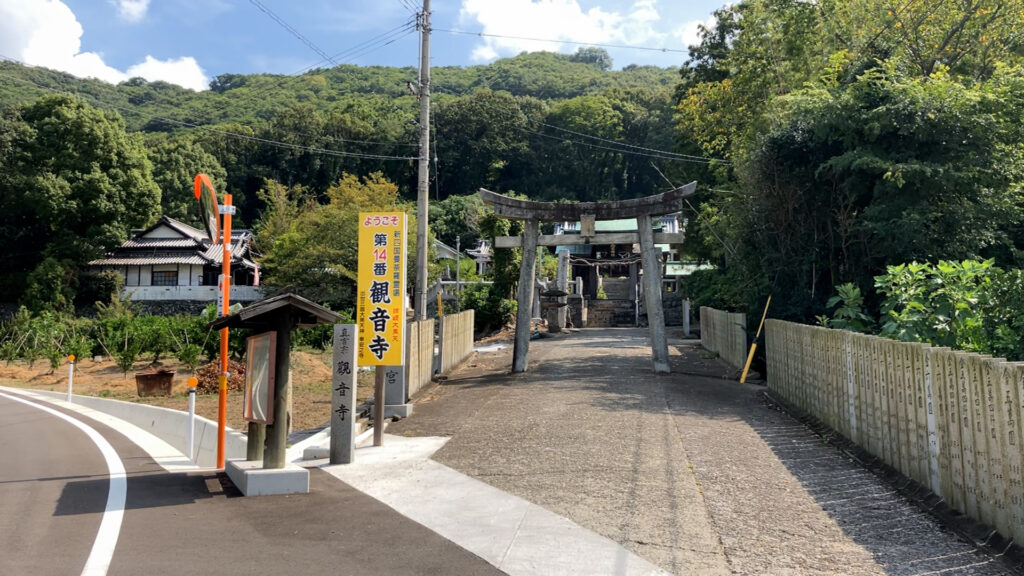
[479, 182, 697, 373]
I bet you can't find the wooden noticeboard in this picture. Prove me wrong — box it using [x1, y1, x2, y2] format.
[244, 331, 276, 424]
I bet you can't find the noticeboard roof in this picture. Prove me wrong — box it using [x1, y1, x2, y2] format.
[208, 292, 343, 331]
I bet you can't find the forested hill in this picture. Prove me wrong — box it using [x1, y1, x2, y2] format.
[0, 49, 684, 211]
[0, 51, 677, 129]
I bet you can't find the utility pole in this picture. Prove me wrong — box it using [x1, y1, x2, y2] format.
[414, 0, 431, 320]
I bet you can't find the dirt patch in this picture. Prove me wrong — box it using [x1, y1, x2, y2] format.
[0, 349, 373, 432]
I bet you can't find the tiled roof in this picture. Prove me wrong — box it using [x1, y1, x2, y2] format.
[122, 238, 202, 249]
[88, 215, 258, 269]
[90, 256, 209, 266]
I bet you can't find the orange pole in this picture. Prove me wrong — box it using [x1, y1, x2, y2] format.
[217, 194, 233, 469]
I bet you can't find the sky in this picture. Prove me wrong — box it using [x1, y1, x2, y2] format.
[0, 0, 724, 92]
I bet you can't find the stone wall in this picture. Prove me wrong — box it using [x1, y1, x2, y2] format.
[586, 299, 636, 327]
[137, 300, 212, 316]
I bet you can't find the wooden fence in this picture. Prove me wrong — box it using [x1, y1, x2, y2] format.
[765, 319, 1024, 544]
[405, 319, 435, 398]
[438, 310, 475, 375]
[700, 306, 748, 370]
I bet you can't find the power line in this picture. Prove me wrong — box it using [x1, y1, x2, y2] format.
[532, 120, 730, 164]
[247, 0, 338, 66]
[397, 0, 418, 16]
[339, 26, 418, 65]
[525, 128, 714, 164]
[432, 83, 727, 165]
[434, 28, 689, 54]
[294, 19, 417, 73]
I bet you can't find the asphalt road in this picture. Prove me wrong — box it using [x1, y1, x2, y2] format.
[0, 392, 504, 576]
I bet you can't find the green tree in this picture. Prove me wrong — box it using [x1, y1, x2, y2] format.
[147, 136, 227, 224]
[1, 95, 160, 303]
[259, 172, 419, 310]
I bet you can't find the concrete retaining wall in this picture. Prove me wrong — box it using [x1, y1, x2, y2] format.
[766, 319, 1024, 545]
[405, 319, 435, 398]
[26, 389, 246, 467]
[700, 307, 748, 369]
[438, 310, 475, 374]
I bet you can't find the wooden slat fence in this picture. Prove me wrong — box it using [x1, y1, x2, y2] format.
[405, 319, 435, 398]
[766, 319, 1024, 544]
[700, 306, 748, 370]
[438, 310, 475, 374]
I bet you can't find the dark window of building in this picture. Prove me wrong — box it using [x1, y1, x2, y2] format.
[152, 270, 178, 286]
[203, 267, 219, 286]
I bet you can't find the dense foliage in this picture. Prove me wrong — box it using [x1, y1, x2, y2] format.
[820, 260, 1024, 361]
[675, 0, 1024, 331]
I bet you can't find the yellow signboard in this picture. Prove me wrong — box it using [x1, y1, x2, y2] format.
[357, 212, 407, 366]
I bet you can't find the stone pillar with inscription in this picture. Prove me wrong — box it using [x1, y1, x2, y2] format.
[330, 324, 358, 465]
[383, 365, 412, 418]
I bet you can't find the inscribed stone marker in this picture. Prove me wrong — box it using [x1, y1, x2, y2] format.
[330, 324, 358, 465]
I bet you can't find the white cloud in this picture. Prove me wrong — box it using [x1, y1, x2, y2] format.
[459, 0, 668, 63]
[112, 0, 150, 22]
[127, 56, 208, 91]
[674, 14, 716, 49]
[0, 0, 208, 90]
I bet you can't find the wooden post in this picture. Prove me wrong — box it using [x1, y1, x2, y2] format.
[512, 219, 538, 373]
[373, 366, 385, 446]
[330, 324, 357, 464]
[263, 311, 292, 469]
[246, 422, 265, 462]
[636, 213, 669, 373]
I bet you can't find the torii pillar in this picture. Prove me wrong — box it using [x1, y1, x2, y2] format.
[480, 182, 696, 374]
[637, 213, 670, 373]
[513, 219, 539, 372]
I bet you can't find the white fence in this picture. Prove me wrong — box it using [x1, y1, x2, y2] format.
[700, 307, 748, 369]
[766, 319, 1024, 544]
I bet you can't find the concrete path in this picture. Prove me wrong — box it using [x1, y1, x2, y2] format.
[388, 328, 1019, 576]
[320, 435, 668, 576]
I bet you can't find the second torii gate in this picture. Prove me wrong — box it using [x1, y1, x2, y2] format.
[480, 182, 697, 374]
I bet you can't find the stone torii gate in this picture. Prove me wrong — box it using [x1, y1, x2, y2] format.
[479, 182, 697, 374]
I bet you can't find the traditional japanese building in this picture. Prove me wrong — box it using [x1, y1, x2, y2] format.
[553, 214, 683, 299]
[89, 215, 261, 303]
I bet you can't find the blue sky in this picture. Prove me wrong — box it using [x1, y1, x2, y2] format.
[1, 0, 725, 91]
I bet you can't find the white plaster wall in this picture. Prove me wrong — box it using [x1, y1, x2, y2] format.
[145, 224, 179, 239]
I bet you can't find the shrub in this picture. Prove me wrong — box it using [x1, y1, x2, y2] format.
[460, 283, 516, 334]
[979, 269, 1024, 360]
[817, 283, 873, 333]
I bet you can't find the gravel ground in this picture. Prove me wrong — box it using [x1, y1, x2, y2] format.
[388, 328, 1020, 576]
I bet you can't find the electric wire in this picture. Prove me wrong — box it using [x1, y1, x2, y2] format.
[433, 28, 688, 54]
[247, 0, 339, 66]
[338, 26, 418, 65]
[531, 120, 730, 164]
[291, 19, 416, 74]
[431, 83, 723, 166]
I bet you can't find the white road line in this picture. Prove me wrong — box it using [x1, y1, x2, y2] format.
[0, 392, 126, 576]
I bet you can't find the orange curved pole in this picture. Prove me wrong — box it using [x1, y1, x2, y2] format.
[194, 173, 229, 469]
[193, 173, 221, 240]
